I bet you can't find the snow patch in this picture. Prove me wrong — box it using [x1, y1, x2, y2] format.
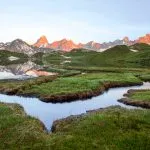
[61, 60, 71, 65]
[130, 49, 138, 52]
[61, 55, 71, 59]
[8, 56, 19, 61]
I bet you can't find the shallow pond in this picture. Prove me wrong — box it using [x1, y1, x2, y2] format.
[0, 82, 150, 131]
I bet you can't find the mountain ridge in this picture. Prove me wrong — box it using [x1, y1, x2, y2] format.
[34, 34, 150, 51]
[0, 33, 150, 55]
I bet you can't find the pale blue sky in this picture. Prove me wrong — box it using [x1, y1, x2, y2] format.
[0, 0, 150, 44]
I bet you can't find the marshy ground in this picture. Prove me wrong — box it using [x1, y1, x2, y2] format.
[0, 44, 150, 149]
[0, 103, 149, 150]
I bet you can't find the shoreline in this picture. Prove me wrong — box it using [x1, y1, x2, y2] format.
[51, 106, 115, 132]
[118, 89, 150, 109]
[0, 81, 143, 103]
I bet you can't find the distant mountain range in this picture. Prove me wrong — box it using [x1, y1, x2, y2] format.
[0, 34, 150, 55]
[33, 34, 150, 51]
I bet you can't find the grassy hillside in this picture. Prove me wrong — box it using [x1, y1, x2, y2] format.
[129, 43, 150, 51]
[126, 49, 150, 67]
[43, 44, 150, 68]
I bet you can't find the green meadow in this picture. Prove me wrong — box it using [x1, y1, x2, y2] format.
[0, 104, 149, 150]
[0, 43, 150, 149]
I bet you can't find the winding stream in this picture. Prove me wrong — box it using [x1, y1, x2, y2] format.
[0, 82, 150, 131]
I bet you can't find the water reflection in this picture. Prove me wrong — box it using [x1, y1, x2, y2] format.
[0, 61, 43, 79]
[0, 82, 149, 131]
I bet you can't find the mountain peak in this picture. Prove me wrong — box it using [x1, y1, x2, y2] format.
[61, 38, 67, 42]
[123, 37, 129, 42]
[84, 41, 101, 50]
[138, 34, 150, 44]
[49, 39, 79, 52]
[34, 35, 49, 48]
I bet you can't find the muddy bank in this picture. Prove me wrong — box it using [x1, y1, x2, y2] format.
[118, 89, 150, 109]
[0, 81, 143, 103]
[118, 98, 150, 109]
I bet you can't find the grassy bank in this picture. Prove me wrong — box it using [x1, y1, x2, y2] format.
[51, 106, 150, 150]
[1, 103, 149, 149]
[0, 75, 57, 95]
[0, 103, 47, 149]
[119, 89, 150, 108]
[0, 72, 142, 102]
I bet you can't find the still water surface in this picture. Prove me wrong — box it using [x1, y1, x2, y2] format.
[0, 82, 149, 131]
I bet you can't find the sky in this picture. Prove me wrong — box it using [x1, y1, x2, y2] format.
[0, 0, 150, 44]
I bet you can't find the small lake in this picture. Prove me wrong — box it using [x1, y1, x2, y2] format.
[0, 82, 150, 131]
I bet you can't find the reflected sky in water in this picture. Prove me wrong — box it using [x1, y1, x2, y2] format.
[0, 82, 149, 131]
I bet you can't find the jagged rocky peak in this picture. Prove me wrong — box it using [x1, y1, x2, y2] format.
[34, 35, 49, 48]
[49, 38, 80, 52]
[137, 34, 150, 44]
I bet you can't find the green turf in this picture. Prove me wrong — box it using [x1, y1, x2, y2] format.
[0, 103, 48, 149]
[0, 104, 149, 150]
[129, 90, 150, 102]
[0, 76, 57, 95]
[50, 106, 150, 150]
[24, 73, 141, 97]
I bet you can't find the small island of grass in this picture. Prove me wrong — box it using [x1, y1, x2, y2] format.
[119, 89, 150, 108]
